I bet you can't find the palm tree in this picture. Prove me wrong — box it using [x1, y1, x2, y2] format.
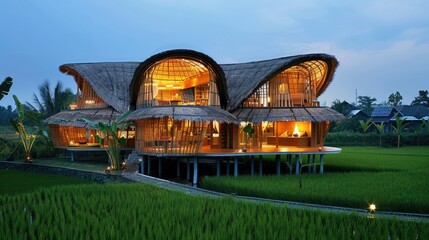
[0, 77, 13, 101]
[392, 114, 409, 148]
[359, 118, 372, 147]
[374, 122, 386, 147]
[27, 80, 75, 118]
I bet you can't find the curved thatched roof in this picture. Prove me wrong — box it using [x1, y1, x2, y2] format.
[60, 62, 140, 113]
[44, 107, 121, 127]
[123, 106, 239, 124]
[232, 107, 345, 123]
[221, 54, 338, 111]
[129, 49, 228, 109]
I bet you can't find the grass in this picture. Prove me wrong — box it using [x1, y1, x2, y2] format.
[1, 183, 427, 239]
[202, 146, 429, 213]
[0, 169, 94, 195]
[28, 157, 108, 173]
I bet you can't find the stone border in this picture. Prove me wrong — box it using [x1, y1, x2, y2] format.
[0, 161, 133, 184]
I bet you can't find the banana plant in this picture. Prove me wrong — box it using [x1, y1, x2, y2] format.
[358, 118, 372, 147]
[9, 95, 41, 162]
[374, 121, 386, 147]
[80, 111, 131, 170]
[0, 77, 13, 101]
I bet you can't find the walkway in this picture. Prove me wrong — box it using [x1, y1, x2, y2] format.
[124, 172, 429, 223]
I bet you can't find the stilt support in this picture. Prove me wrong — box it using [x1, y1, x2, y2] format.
[295, 154, 300, 175]
[234, 156, 238, 177]
[193, 157, 198, 186]
[259, 155, 263, 176]
[250, 156, 254, 176]
[276, 155, 281, 176]
[216, 158, 220, 177]
[320, 154, 324, 174]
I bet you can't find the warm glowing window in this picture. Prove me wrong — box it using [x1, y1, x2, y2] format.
[136, 58, 220, 108]
[242, 60, 327, 107]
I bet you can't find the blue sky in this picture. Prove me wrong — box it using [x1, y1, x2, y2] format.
[1, 0, 428, 108]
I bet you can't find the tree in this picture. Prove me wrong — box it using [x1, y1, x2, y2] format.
[374, 122, 386, 147]
[411, 90, 429, 107]
[387, 91, 402, 106]
[0, 77, 13, 101]
[27, 80, 75, 118]
[392, 113, 409, 148]
[357, 96, 377, 115]
[81, 112, 131, 171]
[359, 118, 372, 147]
[9, 95, 41, 162]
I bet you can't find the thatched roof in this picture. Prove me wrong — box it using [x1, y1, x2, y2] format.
[122, 106, 239, 124]
[44, 107, 121, 127]
[129, 49, 228, 109]
[221, 54, 338, 111]
[232, 107, 345, 123]
[60, 62, 140, 113]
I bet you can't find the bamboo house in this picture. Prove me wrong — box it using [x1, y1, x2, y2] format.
[47, 49, 345, 184]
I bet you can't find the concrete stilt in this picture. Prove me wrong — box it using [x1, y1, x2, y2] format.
[226, 158, 230, 176]
[216, 158, 220, 177]
[276, 155, 281, 176]
[193, 157, 198, 186]
[186, 158, 190, 180]
[307, 155, 311, 173]
[295, 154, 300, 175]
[312, 154, 317, 174]
[158, 157, 162, 177]
[147, 156, 151, 176]
[250, 156, 254, 176]
[259, 155, 263, 176]
[234, 156, 238, 177]
[176, 158, 181, 178]
[320, 154, 324, 174]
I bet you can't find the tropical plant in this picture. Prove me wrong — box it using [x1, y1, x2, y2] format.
[81, 112, 131, 170]
[27, 80, 75, 118]
[9, 95, 41, 162]
[374, 121, 386, 147]
[242, 123, 255, 149]
[392, 113, 409, 148]
[387, 91, 402, 106]
[415, 119, 429, 147]
[0, 76, 13, 101]
[357, 96, 377, 115]
[358, 118, 372, 146]
[411, 90, 429, 107]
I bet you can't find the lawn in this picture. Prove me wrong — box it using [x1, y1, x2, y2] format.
[202, 146, 429, 213]
[0, 169, 94, 195]
[1, 183, 427, 239]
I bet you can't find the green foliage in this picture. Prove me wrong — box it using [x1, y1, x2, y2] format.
[387, 91, 402, 106]
[9, 95, 43, 162]
[0, 183, 427, 239]
[325, 131, 429, 147]
[358, 118, 372, 146]
[411, 90, 429, 107]
[357, 96, 377, 115]
[26, 80, 75, 118]
[0, 170, 93, 195]
[392, 113, 409, 148]
[374, 121, 386, 147]
[0, 76, 13, 101]
[203, 147, 429, 213]
[80, 112, 130, 170]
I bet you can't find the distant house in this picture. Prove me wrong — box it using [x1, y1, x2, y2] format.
[345, 109, 369, 120]
[395, 105, 429, 130]
[371, 107, 400, 124]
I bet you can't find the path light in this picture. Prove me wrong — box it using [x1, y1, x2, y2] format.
[369, 203, 376, 213]
[105, 166, 111, 174]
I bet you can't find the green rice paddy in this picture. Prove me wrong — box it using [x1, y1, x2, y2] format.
[203, 147, 429, 213]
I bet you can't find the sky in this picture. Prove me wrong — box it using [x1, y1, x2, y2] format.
[1, 0, 428, 108]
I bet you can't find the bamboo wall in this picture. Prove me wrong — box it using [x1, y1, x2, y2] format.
[76, 76, 107, 109]
[49, 125, 97, 148]
[135, 118, 209, 156]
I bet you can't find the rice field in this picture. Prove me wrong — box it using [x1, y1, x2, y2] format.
[203, 147, 429, 213]
[1, 183, 427, 239]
